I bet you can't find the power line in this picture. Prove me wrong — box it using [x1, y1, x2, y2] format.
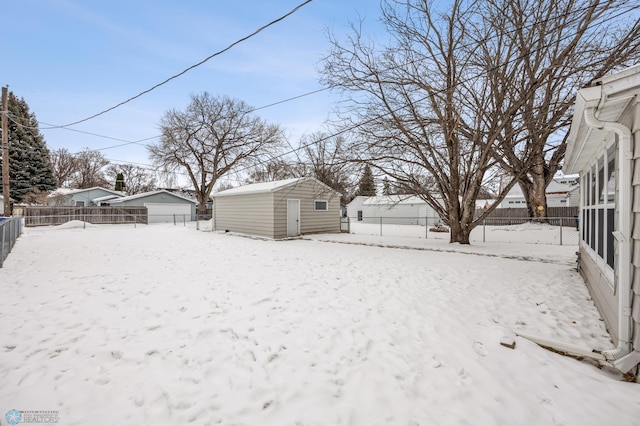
[40, 0, 314, 129]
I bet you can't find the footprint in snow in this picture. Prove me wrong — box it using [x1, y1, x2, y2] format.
[473, 341, 488, 357]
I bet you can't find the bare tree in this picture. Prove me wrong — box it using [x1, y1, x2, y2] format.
[148, 93, 283, 214]
[322, 0, 524, 243]
[322, 0, 640, 242]
[245, 158, 305, 184]
[299, 132, 356, 202]
[106, 164, 157, 195]
[70, 149, 110, 189]
[50, 148, 76, 188]
[482, 0, 640, 218]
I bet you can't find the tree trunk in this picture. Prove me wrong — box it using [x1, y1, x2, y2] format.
[449, 219, 471, 244]
[523, 156, 550, 221]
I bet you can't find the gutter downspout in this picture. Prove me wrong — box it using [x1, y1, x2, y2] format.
[583, 106, 635, 371]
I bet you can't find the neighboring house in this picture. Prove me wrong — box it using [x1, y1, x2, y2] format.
[213, 177, 341, 239]
[107, 190, 197, 223]
[499, 180, 573, 208]
[563, 64, 640, 374]
[48, 187, 124, 207]
[346, 195, 442, 226]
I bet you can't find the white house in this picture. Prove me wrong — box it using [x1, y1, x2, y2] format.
[499, 180, 574, 208]
[48, 187, 124, 207]
[346, 195, 442, 226]
[563, 64, 640, 375]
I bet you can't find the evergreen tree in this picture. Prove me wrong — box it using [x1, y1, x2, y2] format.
[115, 172, 125, 192]
[382, 177, 391, 196]
[356, 165, 376, 196]
[1, 92, 56, 202]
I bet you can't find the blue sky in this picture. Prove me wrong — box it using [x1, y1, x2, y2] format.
[4, 0, 384, 183]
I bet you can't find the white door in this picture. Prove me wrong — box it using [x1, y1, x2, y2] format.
[144, 203, 192, 223]
[287, 199, 300, 237]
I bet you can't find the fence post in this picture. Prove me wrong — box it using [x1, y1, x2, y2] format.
[1, 223, 6, 268]
[425, 215, 428, 239]
[380, 217, 383, 236]
[559, 219, 563, 246]
[173, 214, 176, 226]
[483, 219, 486, 243]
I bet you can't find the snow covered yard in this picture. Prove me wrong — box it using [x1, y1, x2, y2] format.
[1, 223, 638, 425]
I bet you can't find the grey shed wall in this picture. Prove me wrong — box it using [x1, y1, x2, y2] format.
[215, 192, 276, 238]
[214, 179, 340, 239]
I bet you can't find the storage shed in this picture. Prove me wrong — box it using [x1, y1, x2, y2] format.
[108, 190, 197, 223]
[213, 177, 341, 239]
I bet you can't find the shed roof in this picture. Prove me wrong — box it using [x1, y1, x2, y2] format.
[109, 190, 197, 204]
[214, 177, 341, 198]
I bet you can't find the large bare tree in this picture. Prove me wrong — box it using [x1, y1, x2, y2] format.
[148, 93, 283, 214]
[481, 0, 640, 218]
[50, 148, 77, 188]
[322, 0, 640, 242]
[322, 0, 526, 243]
[299, 132, 356, 202]
[106, 164, 157, 195]
[70, 149, 110, 189]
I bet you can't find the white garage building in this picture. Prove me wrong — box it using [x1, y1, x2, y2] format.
[108, 190, 197, 223]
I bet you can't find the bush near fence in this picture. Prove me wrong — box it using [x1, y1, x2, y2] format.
[24, 206, 148, 227]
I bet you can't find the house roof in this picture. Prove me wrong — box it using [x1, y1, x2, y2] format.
[49, 186, 125, 197]
[214, 177, 341, 198]
[564, 64, 640, 174]
[108, 190, 197, 204]
[503, 181, 572, 198]
[362, 195, 426, 205]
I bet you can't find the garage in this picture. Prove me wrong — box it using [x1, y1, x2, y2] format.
[145, 203, 192, 223]
[108, 190, 197, 223]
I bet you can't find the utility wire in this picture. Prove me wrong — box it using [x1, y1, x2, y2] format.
[40, 0, 313, 129]
[10, 1, 611, 149]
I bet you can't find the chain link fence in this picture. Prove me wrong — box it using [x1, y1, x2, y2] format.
[342, 216, 579, 246]
[1, 217, 24, 268]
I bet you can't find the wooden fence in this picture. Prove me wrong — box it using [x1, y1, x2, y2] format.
[474, 206, 579, 226]
[24, 207, 148, 227]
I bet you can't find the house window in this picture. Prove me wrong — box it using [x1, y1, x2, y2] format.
[75, 201, 85, 207]
[581, 141, 616, 276]
[314, 200, 328, 211]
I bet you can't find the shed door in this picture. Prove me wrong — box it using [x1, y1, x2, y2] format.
[287, 199, 300, 237]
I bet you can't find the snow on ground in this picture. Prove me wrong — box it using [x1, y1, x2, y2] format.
[1, 222, 638, 425]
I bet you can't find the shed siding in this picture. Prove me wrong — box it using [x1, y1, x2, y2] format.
[272, 180, 340, 239]
[215, 193, 275, 238]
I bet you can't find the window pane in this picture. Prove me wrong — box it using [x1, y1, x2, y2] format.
[607, 208, 615, 268]
[590, 209, 596, 251]
[598, 157, 605, 204]
[314, 201, 328, 211]
[607, 145, 616, 204]
[597, 209, 604, 257]
[590, 165, 597, 206]
[583, 210, 589, 244]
